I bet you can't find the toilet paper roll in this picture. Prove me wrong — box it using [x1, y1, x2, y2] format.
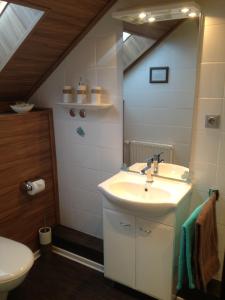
[39, 227, 52, 245]
[27, 179, 45, 196]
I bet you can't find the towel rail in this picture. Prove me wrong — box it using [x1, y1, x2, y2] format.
[209, 189, 219, 201]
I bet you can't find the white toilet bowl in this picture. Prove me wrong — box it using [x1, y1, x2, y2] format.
[0, 237, 34, 300]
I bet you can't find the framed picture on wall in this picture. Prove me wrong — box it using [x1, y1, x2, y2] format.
[149, 67, 169, 83]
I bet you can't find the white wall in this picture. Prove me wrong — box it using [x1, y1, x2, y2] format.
[124, 20, 199, 167]
[30, 8, 123, 238]
[190, 0, 225, 280]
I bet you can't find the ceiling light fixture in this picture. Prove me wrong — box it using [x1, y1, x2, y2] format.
[0, 1, 7, 16]
[181, 7, 190, 13]
[139, 12, 146, 19]
[112, 2, 201, 24]
[148, 17, 156, 23]
[188, 11, 197, 17]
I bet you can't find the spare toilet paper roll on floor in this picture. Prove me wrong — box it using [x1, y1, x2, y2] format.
[27, 179, 45, 195]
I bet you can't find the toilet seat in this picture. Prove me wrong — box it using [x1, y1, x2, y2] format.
[0, 237, 34, 283]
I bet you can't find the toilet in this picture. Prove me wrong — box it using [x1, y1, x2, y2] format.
[0, 237, 34, 300]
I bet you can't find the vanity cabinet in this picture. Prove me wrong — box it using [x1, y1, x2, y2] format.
[135, 218, 174, 300]
[103, 208, 175, 300]
[99, 170, 192, 300]
[103, 209, 135, 288]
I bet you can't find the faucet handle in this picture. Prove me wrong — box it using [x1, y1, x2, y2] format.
[154, 152, 164, 162]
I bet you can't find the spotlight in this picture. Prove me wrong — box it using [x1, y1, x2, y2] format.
[188, 11, 197, 17]
[181, 7, 190, 13]
[148, 17, 156, 22]
[139, 12, 146, 19]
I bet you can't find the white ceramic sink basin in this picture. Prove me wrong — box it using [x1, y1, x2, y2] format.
[109, 182, 170, 203]
[98, 171, 192, 215]
[129, 162, 190, 182]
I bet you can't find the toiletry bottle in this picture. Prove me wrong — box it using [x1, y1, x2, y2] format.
[63, 85, 74, 103]
[91, 86, 102, 105]
[77, 77, 87, 104]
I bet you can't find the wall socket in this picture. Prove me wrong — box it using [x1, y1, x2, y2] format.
[205, 115, 220, 129]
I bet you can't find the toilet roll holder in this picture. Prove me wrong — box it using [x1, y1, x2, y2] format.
[22, 179, 45, 195]
[23, 181, 33, 192]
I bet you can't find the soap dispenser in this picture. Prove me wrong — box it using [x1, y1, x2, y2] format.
[76, 77, 87, 104]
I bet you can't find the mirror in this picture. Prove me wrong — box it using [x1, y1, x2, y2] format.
[121, 11, 200, 174]
[0, 1, 44, 71]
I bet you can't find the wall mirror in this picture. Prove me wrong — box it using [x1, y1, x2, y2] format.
[0, 1, 44, 72]
[114, 2, 201, 178]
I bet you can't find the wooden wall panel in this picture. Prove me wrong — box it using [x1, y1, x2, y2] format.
[0, 109, 59, 251]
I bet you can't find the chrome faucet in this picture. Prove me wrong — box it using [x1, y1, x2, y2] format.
[140, 157, 154, 183]
[153, 152, 164, 174]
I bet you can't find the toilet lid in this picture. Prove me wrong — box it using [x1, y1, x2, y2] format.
[0, 237, 34, 282]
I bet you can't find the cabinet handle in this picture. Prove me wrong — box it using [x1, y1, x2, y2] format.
[139, 227, 151, 234]
[120, 222, 131, 227]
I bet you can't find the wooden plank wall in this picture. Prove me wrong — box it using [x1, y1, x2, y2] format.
[0, 109, 59, 251]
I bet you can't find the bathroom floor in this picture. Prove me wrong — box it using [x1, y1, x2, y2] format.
[8, 253, 152, 300]
[8, 253, 219, 300]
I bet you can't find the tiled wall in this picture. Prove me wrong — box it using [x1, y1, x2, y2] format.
[191, 0, 225, 280]
[30, 8, 123, 238]
[123, 20, 199, 166]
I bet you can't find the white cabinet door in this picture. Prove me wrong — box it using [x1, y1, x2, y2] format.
[103, 208, 135, 288]
[135, 218, 174, 300]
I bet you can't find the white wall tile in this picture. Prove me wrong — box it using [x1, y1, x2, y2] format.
[195, 98, 223, 130]
[96, 35, 119, 68]
[193, 130, 220, 164]
[97, 67, 122, 99]
[202, 24, 225, 62]
[192, 162, 217, 192]
[199, 63, 225, 98]
[30, 8, 123, 238]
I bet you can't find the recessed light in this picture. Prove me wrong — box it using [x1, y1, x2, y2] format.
[188, 11, 197, 17]
[148, 17, 156, 23]
[181, 7, 190, 13]
[139, 12, 146, 19]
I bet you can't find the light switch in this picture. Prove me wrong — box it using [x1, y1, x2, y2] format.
[205, 115, 220, 129]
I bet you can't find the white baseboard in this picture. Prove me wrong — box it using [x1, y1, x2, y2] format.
[52, 246, 104, 273]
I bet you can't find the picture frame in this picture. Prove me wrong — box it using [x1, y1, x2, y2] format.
[149, 67, 169, 83]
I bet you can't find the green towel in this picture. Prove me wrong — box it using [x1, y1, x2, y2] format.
[177, 201, 206, 290]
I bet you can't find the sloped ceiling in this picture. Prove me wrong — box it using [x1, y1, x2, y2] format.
[0, 0, 116, 102]
[123, 19, 183, 72]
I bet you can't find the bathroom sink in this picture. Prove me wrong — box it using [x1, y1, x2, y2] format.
[98, 171, 192, 215]
[129, 162, 190, 182]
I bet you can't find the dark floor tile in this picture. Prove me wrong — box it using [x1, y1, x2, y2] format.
[52, 225, 104, 264]
[8, 253, 220, 300]
[9, 254, 153, 300]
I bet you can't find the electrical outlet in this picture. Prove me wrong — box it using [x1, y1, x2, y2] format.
[205, 115, 220, 129]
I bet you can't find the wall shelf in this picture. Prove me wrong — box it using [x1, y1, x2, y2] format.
[57, 102, 112, 111]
